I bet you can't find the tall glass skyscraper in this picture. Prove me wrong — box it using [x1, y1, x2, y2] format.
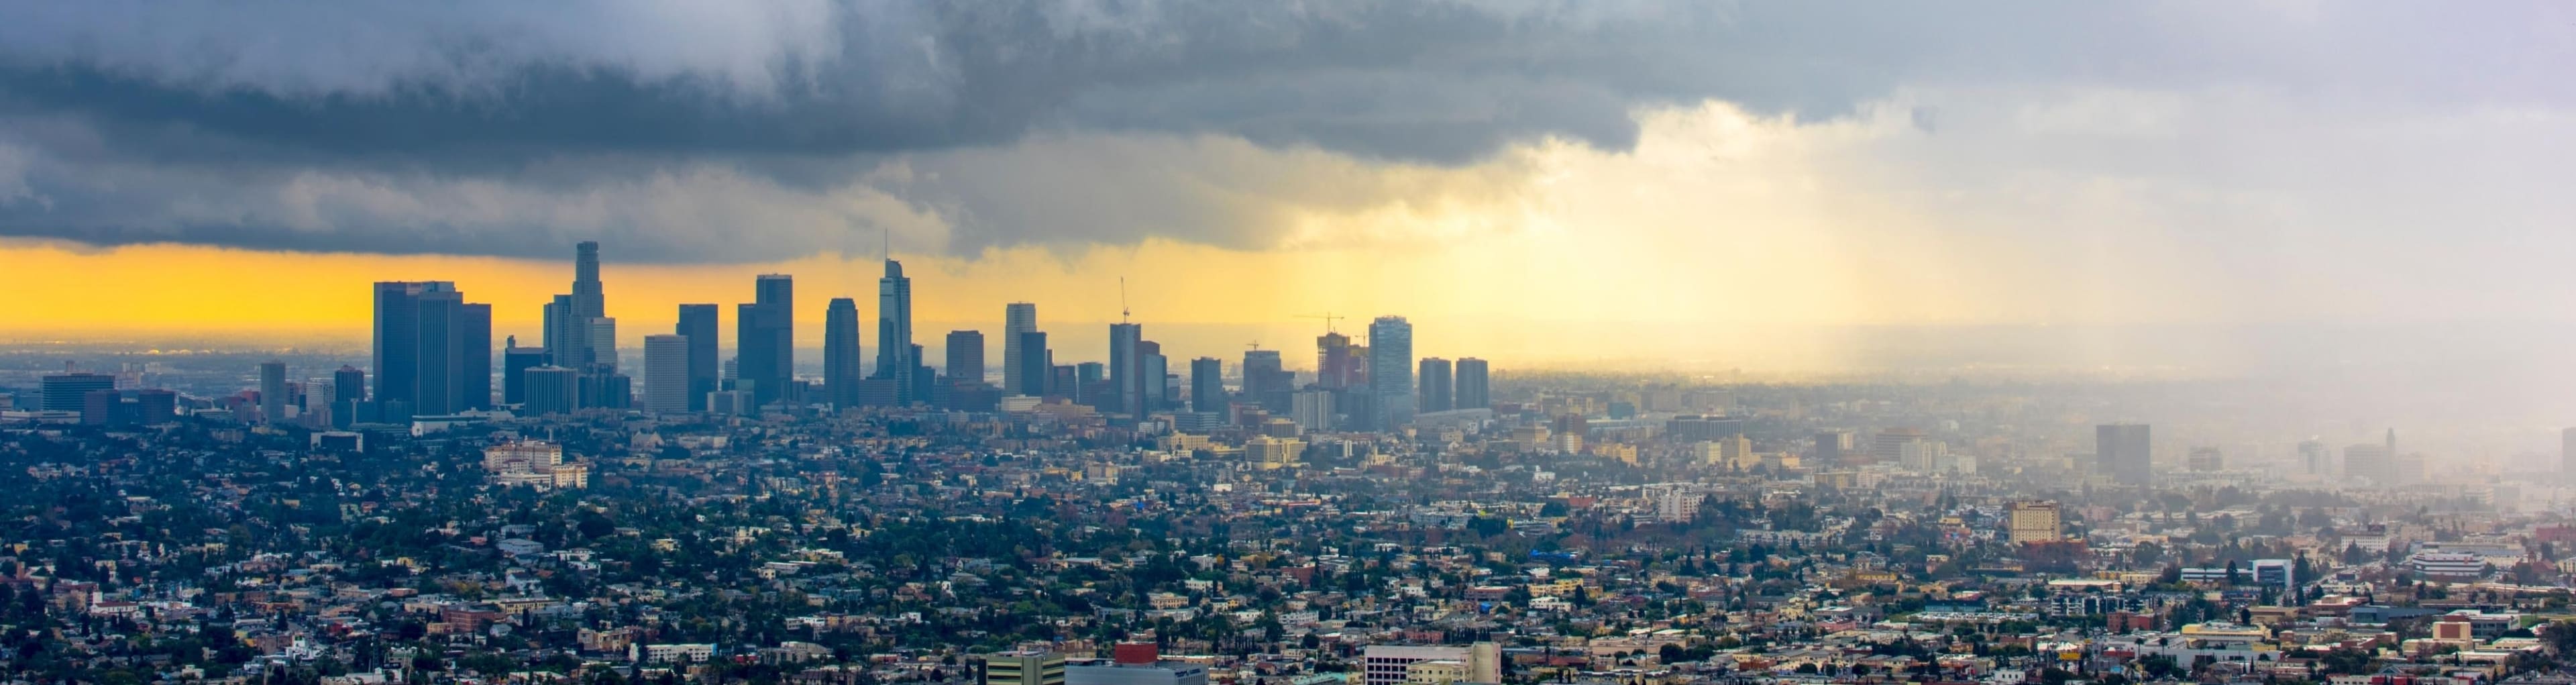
[676, 304, 718, 411]
[824, 297, 863, 407]
[946, 330, 984, 382]
[1454, 358, 1490, 410]
[372, 280, 492, 417]
[1189, 357, 1224, 413]
[1003, 303, 1037, 397]
[737, 274, 795, 406]
[1016, 331, 1050, 397]
[1109, 322, 1143, 414]
[1367, 315, 1413, 423]
[1417, 358, 1452, 413]
[258, 360, 287, 423]
[874, 260, 916, 403]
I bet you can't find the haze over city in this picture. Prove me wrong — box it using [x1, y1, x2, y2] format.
[12, 3, 2576, 685]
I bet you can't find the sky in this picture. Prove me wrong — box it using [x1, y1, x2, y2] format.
[5, 2, 2576, 372]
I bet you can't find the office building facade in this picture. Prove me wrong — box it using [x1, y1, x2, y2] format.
[824, 297, 863, 407]
[947, 330, 985, 382]
[2097, 423, 2153, 485]
[1416, 358, 1452, 413]
[1454, 357, 1489, 409]
[642, 334, 691, 413]
[875, 260, 917, 403]
[737, 275, 794, 406]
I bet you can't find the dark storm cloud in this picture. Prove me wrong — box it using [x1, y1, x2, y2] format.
[0, 1, 2565, 261]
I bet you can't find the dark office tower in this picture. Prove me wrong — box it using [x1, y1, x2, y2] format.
[873, 260, 916, 403]
[136, 389, 175, 423]
[1241, 349, 1290, 412]
[40, 372, 115, 412]
[1002, 303, 1038, 398]
[1366, 316, 1413, 423]
[1109, 322, 1143, 414]
[1075, 362, 1107, 407]
[572, 241, 603, 318]
[1049, 365, 1079, 401]
[1815, 430, 1856, 466]
[541, 294, 570, 366]
[373, 281, 491, 415]
[333, 366, 366, 404]
[946, 330, 985, 382]
[736, 275, 794, 406]
[523, 366, 579, 416]
[1189, 357, 1224, 413]
[462, 303, 492, 410]
[413, 288, 463, 415]
[81, 389, 124, 425]
[2097, 423, 2153, 485]
[258, 361, 287, 423]
[824, 297, 863, 407]
[1138, 340, 1168, 411]
[503, 339, 547, 405]
[675, 304, 718, 411]
[374, 281, 428, 406]
[331, 366, 366, 428]
[1453, 358, 1490, 410]
[1016, 331, 1050, 396]
[1417, 358, 1452, 413]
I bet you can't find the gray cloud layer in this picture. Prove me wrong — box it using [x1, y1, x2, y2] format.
[0, 1, 2565, 261]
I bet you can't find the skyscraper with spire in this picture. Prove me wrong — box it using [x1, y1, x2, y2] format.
[1110, 322, 1143, 414]
[543, 241, 608, 367]
[873, 259, 916, 403]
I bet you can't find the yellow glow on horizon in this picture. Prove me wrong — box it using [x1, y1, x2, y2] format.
[0, 101, 2197, 369]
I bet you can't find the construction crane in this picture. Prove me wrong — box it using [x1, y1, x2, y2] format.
[1119, 277, 1130, 323]
[1295, 312, 1344, 333]
[1247, 341, 1263, 352]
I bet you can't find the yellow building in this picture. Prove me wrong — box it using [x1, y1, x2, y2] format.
[1247, 436, 1305, 470]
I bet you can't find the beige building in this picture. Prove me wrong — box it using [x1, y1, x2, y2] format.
[2007, 500, 2061, 545]
[484, 441, 589, 490]
[1247, 436, 1304, 470]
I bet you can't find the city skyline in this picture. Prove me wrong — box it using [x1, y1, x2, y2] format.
[11, 5, 2576, 377]
[15, 6, 2576, 682]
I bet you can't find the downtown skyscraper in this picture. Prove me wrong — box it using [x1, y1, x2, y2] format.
[874, 259, 917, 403]
[1002, 303, 1037, 397]
[676, 304, 718, 411]
[824, 297, 863, 407]
[542, 241, 608, 368]
[1242, 348, 1291, 412]
[1367, 315, 1414, 424]
[1454, 358, 1490, 410]
[1016, 331, 1050, 397]
[642, 334, 690, 413]
[372, 280, 492, 418]
[258, 360, 288, 423]
[946, 330, 984, 382]
[1109, 322, 1143, 414]
[1189, 357, 1224, 413]
[737, 274, 794, 406]
[1417, 358, 1452, 413]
